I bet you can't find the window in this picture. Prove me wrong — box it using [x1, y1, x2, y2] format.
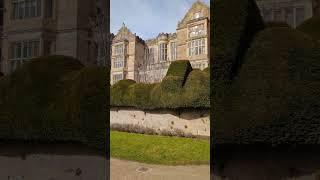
[0, 0, 3, 26]
[10, 39, 40, 72]
[45, 0, 53, 18]
[188, 38, 205, 56]
[170, 42, 177, 60]
[114, 44, 124, 55]
[193, 11, 201, 19]
[285, 8, 294, 27]
[262, 9, 272, 22]
[12, 0, 41, 19]
[295, 7, 305, 26]
[273, 9, 283, 22]
[113, 56, 124, 68]
[113, 74, 123, 83]
[188, 24, 205, 38]
[159, 43, 167, 61]
[148, 48, 154, 63]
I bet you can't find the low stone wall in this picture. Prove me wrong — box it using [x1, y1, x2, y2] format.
[110, 107, 210, 137]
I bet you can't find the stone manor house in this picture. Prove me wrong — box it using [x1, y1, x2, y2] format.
[0, 0, 107, 74]
[110, 1, 210, 84]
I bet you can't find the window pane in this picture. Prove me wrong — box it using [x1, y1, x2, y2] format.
[19, 2, 25, 19]
[23, 42, 28, 57]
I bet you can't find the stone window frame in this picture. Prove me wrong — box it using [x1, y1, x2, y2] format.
[9, 39, 40, 72]
[188, 24, 205, 38]
[12, 0, 42, 20]
[159, 43, 167, 62]
[170, 42, 177, 61]
[193, 11, 202, 19]
[114, 44, 124, 55]
[148, 47, 155, 64]
[113, 55, 124, 68]
[188, 38, 206, 57]
[112, 73, 123, 84]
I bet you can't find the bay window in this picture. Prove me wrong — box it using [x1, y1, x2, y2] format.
[188, 24, 205, 38]
[12, 0, 41, 19]
[188, 38, 206, 56]
[113, 56, 124, 68]
[10, 39, 40, 72]
[113, 74, 123, 83]
[159, 43, 167, 61]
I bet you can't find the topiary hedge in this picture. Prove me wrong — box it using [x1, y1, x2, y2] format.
[110, 60, 209, 110]
[183, 69, 210, 108]
[265, 21, 291, 28]
[211, 0, 264, 81]
[212, 27, 320, 145]
[297, 16, 320, 42]
[110, 79, 136, 107]
[0, 55, 108, 151]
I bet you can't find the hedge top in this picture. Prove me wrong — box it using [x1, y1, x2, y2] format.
[297, 16, 320, 42]
[0, 55, 107, 153]
[212, 0, 264, 81]
[111, 60, 209, 110]
[213, 27, 320, 146]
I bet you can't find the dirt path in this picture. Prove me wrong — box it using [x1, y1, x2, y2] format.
[110, 158, 210, 180]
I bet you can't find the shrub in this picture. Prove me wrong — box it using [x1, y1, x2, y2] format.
[265, 21, 291, 28]
[183, 69, 210, 108]
[0, 56, 107, 151]
[212, 0, 264, 81]
[128, 83, 156, 109]
[150, 61, 193, 109]
[110, 79, 136, 107]
[297, 16, 320, 42]
[213, 27, 320, 145]
[110, 60, 209, 110]
[166, 60, 193, 78]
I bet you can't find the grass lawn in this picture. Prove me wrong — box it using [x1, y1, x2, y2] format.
[110, 131, 210, 165]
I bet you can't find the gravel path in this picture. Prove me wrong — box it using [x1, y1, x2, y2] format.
[110, 158, 210, 180]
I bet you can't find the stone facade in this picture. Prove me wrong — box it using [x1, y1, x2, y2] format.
[0, 0, 107, 74]
[111, 1, 210, 84]
[110, 107, 210, 137]
[256, 0, 314, 28]
[313, 0, 320, 16]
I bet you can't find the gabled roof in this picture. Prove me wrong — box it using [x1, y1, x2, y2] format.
[113, 23, 136, 42]
[177, 0, 210, 29]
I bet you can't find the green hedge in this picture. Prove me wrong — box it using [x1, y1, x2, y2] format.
[265, 21, 291, 28]
[111, 60, 209, 109]
[183, 69, 210, 108]
[211, 0, 264, 81]
[297, 16, 320, 42]
[0, 55, 108, 151]
[110, 79, 136, 107]
[213, 27, 320, 145]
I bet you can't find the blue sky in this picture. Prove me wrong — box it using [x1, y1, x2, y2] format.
[111, 0, 210, 40]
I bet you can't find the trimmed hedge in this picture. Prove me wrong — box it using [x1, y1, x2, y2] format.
[213, 27, 319, 145]
[110, 79, 136, 107]
[265, 21, 291, 28]
[297, 16, 320, 42]
[183, 70, 210, 108]
[211, 0, 264, 81]
[0, 55, 108, 151]
[111, 60, 209, 109]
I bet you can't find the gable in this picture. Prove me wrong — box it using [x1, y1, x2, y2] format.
[113, 25, 136, 42]
[177, 1, 210, 29]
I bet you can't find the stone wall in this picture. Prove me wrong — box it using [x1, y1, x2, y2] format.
[110, 107, 210, 137]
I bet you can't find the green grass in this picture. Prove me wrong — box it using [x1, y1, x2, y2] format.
[110, 131, 210, 165]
